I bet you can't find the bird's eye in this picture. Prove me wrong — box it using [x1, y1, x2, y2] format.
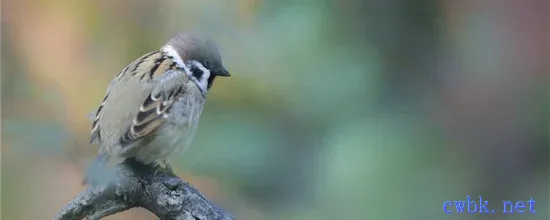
[204, 59, 212, 68]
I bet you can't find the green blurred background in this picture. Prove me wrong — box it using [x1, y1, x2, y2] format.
[1, 0, 548, 219]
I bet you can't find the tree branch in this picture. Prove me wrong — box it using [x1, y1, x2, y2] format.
[55, 159, 234, 220]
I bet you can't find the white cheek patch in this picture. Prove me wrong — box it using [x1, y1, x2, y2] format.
[188, 60, 210, 92]
[161, 45, 210, 94]
[191, 60, 210, 85]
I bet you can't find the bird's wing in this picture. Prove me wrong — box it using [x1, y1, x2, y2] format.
[118, 69, 191, 146]
[90, 51, 189, 145]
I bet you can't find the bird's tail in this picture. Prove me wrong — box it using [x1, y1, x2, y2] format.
[82, 153, 110, 186]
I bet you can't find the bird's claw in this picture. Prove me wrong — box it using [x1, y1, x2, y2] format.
[153, 160, 177, 177]
[165, 163, 176, 176]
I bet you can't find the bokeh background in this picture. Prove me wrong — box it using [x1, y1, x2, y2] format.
[1, 0, 548, 219]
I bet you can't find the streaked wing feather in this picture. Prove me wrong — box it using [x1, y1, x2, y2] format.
[90, 94, 110, 143]
[90, 50, 181, 145]
[119, 69, 187, 146]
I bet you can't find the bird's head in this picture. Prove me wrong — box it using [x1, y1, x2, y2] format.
[162, 32, 230, 90]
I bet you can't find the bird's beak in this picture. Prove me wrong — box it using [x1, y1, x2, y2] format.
[216, 67, 231, 77]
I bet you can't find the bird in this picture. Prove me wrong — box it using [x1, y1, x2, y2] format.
[83, 32, 230, 185]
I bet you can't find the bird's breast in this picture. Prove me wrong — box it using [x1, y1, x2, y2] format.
[155, 95, 204, 150]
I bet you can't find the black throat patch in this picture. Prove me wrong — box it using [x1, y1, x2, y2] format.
[189, 64, 204, 81]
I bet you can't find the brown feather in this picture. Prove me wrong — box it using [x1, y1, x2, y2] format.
[117, 68, 187, 147]
[90, 50, 183, 147]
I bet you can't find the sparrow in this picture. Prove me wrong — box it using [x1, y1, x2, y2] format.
[83, 32, 230, 184]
